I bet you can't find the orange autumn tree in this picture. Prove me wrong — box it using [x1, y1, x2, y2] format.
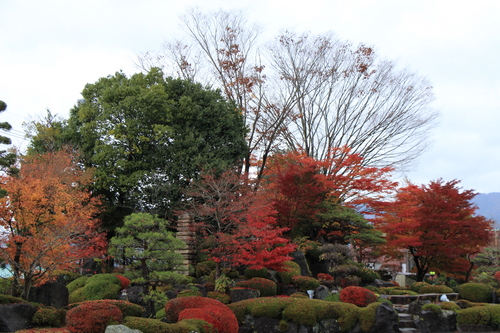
[260, 147, 396, 241]
[0, 151, 106, 299]
[373, 179, 493, 281]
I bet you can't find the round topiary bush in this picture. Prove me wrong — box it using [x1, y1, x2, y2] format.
[66, 276, 89, 293]
[66, 302, 122, 333]
[278, 261, 301, 285]
[113, 274, 130, 289]
[340, 286, 378, 307]
[235, 278, 277, 297]
[179, 306, 238, 333]
[292, 276, 320, 293]
[410, 281, 430, 293]
[81, 274, 121, 301]
[457, 283, 494, 303]
[68, 300, 145, 317]
[244, 267, 268, 279]
[317, 273, 334, 281]
[419, 284, 454, 294]
[31, 307, 66, 328]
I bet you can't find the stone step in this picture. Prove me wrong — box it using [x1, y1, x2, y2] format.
[399, 328, 419, 332]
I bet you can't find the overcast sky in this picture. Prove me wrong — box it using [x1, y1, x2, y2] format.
[1, 0, 499, 193]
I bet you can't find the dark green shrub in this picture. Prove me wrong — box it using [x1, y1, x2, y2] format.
[0, 294, 24, 304]
[123, 316, 211, 333]
[235, 278, 277, 297]
[292, 276, 320, 292]
[278, 261, 301, 285]
[419, 284, 454, 294]
[82, 279, 120, 300]
[422, 303, 442, 315]
[244, 267, 268, 279]
[207, 291, 231, 304]
[32, 307, 66, 327]
[195, 261, 216, 278]
[66, 276, 88, 293]
[410, 281, 430, 293]
[356, 268, 380, 284]
[0, 277, 13, 294]
[68, 287, 86, 304]
[457, 283, 494, 303]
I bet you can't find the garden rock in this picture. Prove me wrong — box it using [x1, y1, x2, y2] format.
[291, 251, 310, 276]
[313, 285, 330, 300]
[0, 303, 37, 332]
[254, 316, 281, 332]
[28, 276, 69, 308]
[230, 287, 260, 303]
[417, 309, 456, 333]
[105, 324, 143, 333]
[126, 285, 144, 304]
[366, 302, 399, 333]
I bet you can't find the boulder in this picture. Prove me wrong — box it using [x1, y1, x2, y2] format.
[0, 303, 37, 332]
[313, 285, 330, 300]
[417, 309, 456, 333]
[291, 251, 310, 276]
[28, 276, 68, 308]
[366, 302, 399, 333]
[126, 285, 145, 305]
[230, 288, 260, 303]
[105, 324, 143, 333]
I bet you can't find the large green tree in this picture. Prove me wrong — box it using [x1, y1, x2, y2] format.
[63, 68, 247, 223]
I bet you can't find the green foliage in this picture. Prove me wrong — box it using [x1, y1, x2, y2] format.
[82, 274, 121, 301]
[278, 261, 301, 285]
[207, 291, 231, 304]
[457, 283, 494, 303]
[31, 307, 66, 328]
[235, 278, 277, 297]
[68, 287, 86, 304]
[440, 301, 461, 311]
[324, 293, 341, 302]
[65, 69, 248, 219]
[292, 276, 320, 292]
[358, 302, 380, 332]
[473, 272, 500, 289]
[178, 289, 202, 298]
[123, 316, 212, 333]
[0, 277, 13, 294]
[422, 303, 442, 315]
[66, 276, 89, 293]
[410, 281, 430, 293]
[215, 274, 233, 292]
[244, 267, 268, 279]
[195, 260, 216, 278]
[356, 267, 380, 284]
[418, 284, 454, 294]
[457, 306, 492, 326]
[0, 294, 25, 304]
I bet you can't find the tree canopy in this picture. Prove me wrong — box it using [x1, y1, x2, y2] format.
[374, 179, 494, 281]
[64, 68, 247, 221]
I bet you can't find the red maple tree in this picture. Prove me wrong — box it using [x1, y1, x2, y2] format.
[373, 179, 493, 281]
[0, 151, 107, 298]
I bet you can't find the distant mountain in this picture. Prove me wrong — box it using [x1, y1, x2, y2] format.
[473, 192, 500, 229]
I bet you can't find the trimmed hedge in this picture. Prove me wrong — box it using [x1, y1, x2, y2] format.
[68, 299, 145, 317]
[278, 261, 301, 285]
[123, 316, 212, 333]
[292, 276, 320, 293]
[419, 284, 454, 294]
[339, 286, 378, 307]
[66, 302, 122, 333]
[457, 283, 494, 303]
[234, 278, 277, 297]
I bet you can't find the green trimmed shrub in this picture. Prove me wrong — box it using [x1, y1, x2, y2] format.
[0, 294, 25, 304]
[177, 289, 202, 298]
[123, 316, 211, 333]
[244, 267, 268, 279]
[68, 287, 86, 304]
[82, 279, 120, 301]
[235, 278, 277, 297]
[31, 307, 66, 328]
[457, 306, 491, 326]
[278, 261, 301, 285]
[439, 301, 461, 312]
[457, 283, 494, 303]
[410, 281, 430, 293]
[207, 291, 231, 304]
[419, 284, 454, 294]
[292, 276, 320, 292]
[356, 268, 380, 284]
[66, 276, 88, 293]
[422, 303, 442, 315]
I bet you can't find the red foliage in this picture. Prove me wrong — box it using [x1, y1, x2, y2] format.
[165, 296, 238, 333]
[179, 306, 238, 333]
[374, 179, 494, 281]
[317, 273, 334, 281]
[114, 274, 130, 289]
[66, 302, 122, 333]
[339, 286, 377, 307]
[495, 271, 500, 282]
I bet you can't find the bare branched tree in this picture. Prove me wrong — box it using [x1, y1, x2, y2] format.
[136, 9, 437, 179]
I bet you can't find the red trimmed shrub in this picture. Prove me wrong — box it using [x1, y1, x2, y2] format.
[66, 302, 122, 333]
[494, 271, 500, 282]
[179, 306, 238, 333]
[113, 274, 130, 289]
[165, 296, 226, 322]
[339, 286, 378, 307]
[68, 299, 144, 317]
[234, 278, 277, 296]
[317, 273, 334, 281]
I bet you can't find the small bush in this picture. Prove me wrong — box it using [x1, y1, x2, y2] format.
[317, 273, 334, 281]
[207, 291, 231, 304]
[235, 277, 277, 297]
[195, 260, 216, 278]
[422, 303, 442, 315]
[0, 294, 25, 304]
[245, 267, 268, 279]
[292, 276, 320, 292]
[410, 281, 430, 293]
[340, 286, 378, 307]
[177, 289, 202, 298]
[494, 271, 500, 282]
[66, 302, 122, 333]
[66, 276, 88, 294]
[123, 316, 211, 333]
[68, 299, 144, 317]
[356, 268, 380, 284]
[457, 306, 491, 326]
[440, 301, 461, 311]
[457, 283, 494, 303]
[278, 261, 301, 285]
[179, 305, 238, 333]
[0, 277, 13, 295]
[82, 279, 120, 300]
[113, 274, 130, 289]
[32, 307, 66, 328]
[419, 284, 454, 294]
